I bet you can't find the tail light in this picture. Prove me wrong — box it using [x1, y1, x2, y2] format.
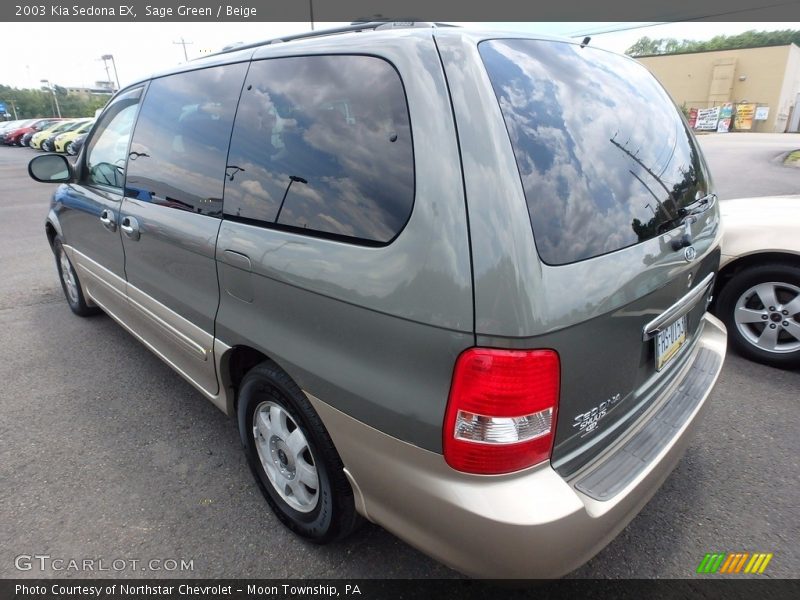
[443, 348, 560, 475]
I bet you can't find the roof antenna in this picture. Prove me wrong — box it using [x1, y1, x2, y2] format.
[580, 36, 591, 48]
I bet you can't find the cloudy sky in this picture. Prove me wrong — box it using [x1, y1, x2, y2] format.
[0, 21, 795, 90]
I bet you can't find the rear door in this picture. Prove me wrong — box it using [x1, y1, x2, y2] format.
[119, 63, 248, 396]
[438, 35, 720, 475]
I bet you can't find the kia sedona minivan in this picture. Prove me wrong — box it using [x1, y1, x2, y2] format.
[29, 22, 727, 578]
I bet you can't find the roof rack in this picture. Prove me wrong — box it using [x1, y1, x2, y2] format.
[214, 20, 455, 57]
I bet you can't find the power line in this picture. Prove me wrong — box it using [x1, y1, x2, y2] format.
[568, 22, 667, 38]
[569, 1, 800, 37]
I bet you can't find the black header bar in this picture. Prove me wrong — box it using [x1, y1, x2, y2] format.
[2, 0, 800, 22]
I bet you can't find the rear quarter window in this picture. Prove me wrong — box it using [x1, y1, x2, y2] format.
[480, 39, 710, 265]
[223, 54, 414, 245]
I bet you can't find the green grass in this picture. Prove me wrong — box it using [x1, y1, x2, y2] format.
[784, 150, 800, 166]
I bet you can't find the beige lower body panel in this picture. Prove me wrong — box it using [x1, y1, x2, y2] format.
[67, 245, 125, 312]
[67, 245, 232, 414]
[308, 314, 727, 579]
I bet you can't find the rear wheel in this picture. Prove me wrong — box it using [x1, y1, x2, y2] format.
[716, 263, 800, 368]
[238, 361, 361, 543]
[53, 237, 100, 317]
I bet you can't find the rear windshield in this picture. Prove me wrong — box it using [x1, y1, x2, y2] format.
[480, 39, 710, 265]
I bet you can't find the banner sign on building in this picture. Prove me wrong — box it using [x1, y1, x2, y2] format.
[717, 103, 733, 133]
[695, 107, 720, 131]
[688, 108, 698, 129]
[755, 106, 770, 121]
[734, 103, 756, 130]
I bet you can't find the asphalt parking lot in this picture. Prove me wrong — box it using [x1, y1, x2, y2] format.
[0, 135, 798, 579]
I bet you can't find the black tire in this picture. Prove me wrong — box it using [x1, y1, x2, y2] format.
[715, 262, 800, 369]
[53, 236, 101, 317]
[65, 141, 75, 156]
[238, 361, 361, 543]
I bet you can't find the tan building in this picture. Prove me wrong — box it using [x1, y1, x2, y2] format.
[637, 44, 800, 133]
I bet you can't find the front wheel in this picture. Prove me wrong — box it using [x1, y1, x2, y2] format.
[53, 237, 100, 317]
[238, 361, 361, 543]
[716, 263, 800, 368]
[65, 141, 75, 156]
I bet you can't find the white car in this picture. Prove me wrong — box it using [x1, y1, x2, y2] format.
[713, 196, 800, 368]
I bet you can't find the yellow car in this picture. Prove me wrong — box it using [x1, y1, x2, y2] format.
[54, 120, 95, 154]
[30, 119, 87, 150]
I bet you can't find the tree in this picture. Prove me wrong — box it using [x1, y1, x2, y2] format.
[625, 36, 661, 56]
[0, 84, 107, 119]
[625, 29, 800, 57]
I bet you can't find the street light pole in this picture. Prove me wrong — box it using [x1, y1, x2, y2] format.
[101, 54, 120, 90]
[109, 55, 120, 89]
[40, 79, 61, 118]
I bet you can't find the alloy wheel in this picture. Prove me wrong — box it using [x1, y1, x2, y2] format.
[734, 281, 800, 354]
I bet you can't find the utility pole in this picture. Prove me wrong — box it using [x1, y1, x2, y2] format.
[309, 0, 314, 30]
[610, 134, 676, 212]
[173, 37, 193, 62]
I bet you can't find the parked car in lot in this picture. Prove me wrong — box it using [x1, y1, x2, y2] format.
[4, 118, 63, 146]
[27, 23, 726, 578]
[53, 120, 95, 154]
[30, 119, 81, 150]
[67, 133, 88, 156]
[20, 131, 37, 147]
[713, 196, 800, 368]
[40, 119, 92, 152]
[0, 119, 32, 136]
[2, 120, 31, 144]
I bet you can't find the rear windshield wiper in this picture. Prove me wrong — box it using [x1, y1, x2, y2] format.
[659, 192, 717, 231]
[665, 193, 717, 251]
[678, 192, 717, 218]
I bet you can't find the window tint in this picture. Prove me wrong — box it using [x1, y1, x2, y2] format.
[84, 87, 142, 189]
[125, 64, 247, 217]
[224, 55, 414, 244]
[480, 39, 710, 265]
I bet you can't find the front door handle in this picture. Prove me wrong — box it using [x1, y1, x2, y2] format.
[100, 209, 117, 232]
[120, 216, 140, 241]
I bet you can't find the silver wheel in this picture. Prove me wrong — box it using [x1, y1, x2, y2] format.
[734, 281, 800, 354]
[58, 247, 79, 305]
[252, 401, 319, 513]
[66, 142, 75, 156]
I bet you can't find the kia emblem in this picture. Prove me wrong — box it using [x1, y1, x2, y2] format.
[684, 246, 697, 262]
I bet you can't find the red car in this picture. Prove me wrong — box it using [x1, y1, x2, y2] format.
[2, 118, 64, 146]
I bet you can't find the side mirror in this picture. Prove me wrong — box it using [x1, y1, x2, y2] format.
[28, 154, 73, 183]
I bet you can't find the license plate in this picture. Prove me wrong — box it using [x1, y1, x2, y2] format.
[655, 315, 687, 371]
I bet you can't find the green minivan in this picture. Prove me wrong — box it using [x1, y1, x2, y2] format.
[29, 22, 726, 578]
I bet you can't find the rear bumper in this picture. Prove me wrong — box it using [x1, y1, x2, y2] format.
[308, 313, 726, 579]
